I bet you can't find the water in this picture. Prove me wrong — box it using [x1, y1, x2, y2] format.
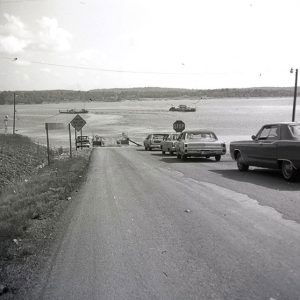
[0, 97, 298, 146]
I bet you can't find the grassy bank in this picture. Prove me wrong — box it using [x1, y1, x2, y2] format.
[0, 134, 48, 193]
[0, 134, 91, 296]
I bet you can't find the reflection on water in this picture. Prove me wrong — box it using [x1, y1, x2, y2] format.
[0, 97, 298, 146]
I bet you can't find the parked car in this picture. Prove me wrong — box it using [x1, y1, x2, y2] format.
[76, 135, 90, 149]
[161, 133, 180, 155]
[92, 135, 103, 147]
[144, 133, 169, 151]
[230, 122, 300, 181]
[176, 130, 226, 160]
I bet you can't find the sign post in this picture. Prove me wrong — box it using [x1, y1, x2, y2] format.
[68, 123, 72, 158]
[173, 120, 185, 132]
[45, 123, 50, 165]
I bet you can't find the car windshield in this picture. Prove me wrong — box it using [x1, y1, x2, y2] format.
[186, 132, 217, 140]
[289, 125, 300, 137]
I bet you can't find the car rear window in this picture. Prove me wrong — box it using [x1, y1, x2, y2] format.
[171, 134, 180, 140]
[153, 134, 167, 139]
[289, 125, 300, 137]
[186, 132, 217, 140]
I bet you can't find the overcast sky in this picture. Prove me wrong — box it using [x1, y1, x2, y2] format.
[0, 0, 299, 91]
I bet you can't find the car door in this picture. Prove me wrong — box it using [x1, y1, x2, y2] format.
[250, 125, 279, 167]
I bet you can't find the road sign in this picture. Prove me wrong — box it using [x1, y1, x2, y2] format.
[71, 114, 86, 131]
[173, 120, 185, 132]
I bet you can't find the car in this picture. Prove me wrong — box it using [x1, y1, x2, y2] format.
[144, 133, 169, 151]
[176, 130, 226, 160]
[230, 122, 300, 181]
[92, 135, 104, 147]
[161, 133, 180, 155]
[76, 135, 90, 149]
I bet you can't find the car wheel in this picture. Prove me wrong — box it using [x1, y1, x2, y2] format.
[215, 155, 221, 162]
[181, 153, 187, 160]
[281, 161, 298, 181]
[205, 155, 210, 159]
[237, 153, 249, 171]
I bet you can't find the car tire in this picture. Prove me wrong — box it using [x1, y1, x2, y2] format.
[205, 155, 210, 159]
[215, 155, 221, 162]
[181, 153, 187, 160]
[281, 161, 298, 181]
[237, 153, 249, 171]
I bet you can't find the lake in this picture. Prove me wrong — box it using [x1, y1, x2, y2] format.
[0, 97, 298, 147]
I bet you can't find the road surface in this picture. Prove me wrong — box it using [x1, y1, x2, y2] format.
[34, 147, 300, 299]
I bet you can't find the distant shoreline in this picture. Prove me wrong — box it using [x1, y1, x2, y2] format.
[0, 86, 298, 105]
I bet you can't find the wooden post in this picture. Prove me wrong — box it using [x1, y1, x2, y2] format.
[292, 68, 298, 122]
[13, 93, 16, 134]
[45, 123, 50, 165]
[75, 128, 77, 150]
[68, 123, 72, 158]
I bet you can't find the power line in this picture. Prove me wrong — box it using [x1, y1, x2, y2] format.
[0, 56, 228, 76]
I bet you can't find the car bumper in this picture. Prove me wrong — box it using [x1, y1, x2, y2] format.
[150, 144, 162, 149]
[184, 149, 226, 156]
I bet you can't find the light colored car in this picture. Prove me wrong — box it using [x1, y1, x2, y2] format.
[176, 130, 226, 161]
[161, 133, 180, 155]
[144, 133, 169, 151]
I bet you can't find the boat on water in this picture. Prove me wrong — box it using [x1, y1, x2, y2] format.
[169, 104, 196, 112]
[59, 108, 89, 114]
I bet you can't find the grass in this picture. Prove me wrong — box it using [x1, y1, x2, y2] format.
[0, 134, 48, 193]
[0, 134, 91, 285]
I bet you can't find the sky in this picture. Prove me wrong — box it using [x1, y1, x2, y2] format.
[0, 0, 299, 91]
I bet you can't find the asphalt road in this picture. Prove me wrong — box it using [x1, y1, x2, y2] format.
[35, 147, 300, 300]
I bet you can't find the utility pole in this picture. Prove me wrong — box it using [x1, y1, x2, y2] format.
[13, 92, 16, 134]
[291, 68, 298, 122]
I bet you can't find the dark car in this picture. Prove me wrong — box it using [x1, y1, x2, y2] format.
[230, 122, 300, 181]
[76, 136, 90, 149]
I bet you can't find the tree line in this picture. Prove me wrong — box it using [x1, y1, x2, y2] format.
[0, 87, 298, 105]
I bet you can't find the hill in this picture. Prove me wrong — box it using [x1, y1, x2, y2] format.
[0, 87, 298, 105]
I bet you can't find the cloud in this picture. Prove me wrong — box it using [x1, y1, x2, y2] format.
[0, 35, 29, 53]
[36, 17, 72, 52]
[0, 14, 72, 54]
[0, 14, 31, 54]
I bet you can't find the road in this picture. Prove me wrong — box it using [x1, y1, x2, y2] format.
[34, 147, 300, 300]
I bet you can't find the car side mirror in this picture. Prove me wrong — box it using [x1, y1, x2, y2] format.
[251, 135, 256, 140]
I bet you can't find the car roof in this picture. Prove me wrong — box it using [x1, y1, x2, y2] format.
[182, 129, 215, 133]
[263, 122, 300, 126]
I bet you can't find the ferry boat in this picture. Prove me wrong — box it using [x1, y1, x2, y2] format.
[59, 108, 89, 114]
[169, 104, 196, 112]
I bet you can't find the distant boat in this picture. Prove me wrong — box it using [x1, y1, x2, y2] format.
[59, 108, 89, 114]
[169, 104, 196, 112]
